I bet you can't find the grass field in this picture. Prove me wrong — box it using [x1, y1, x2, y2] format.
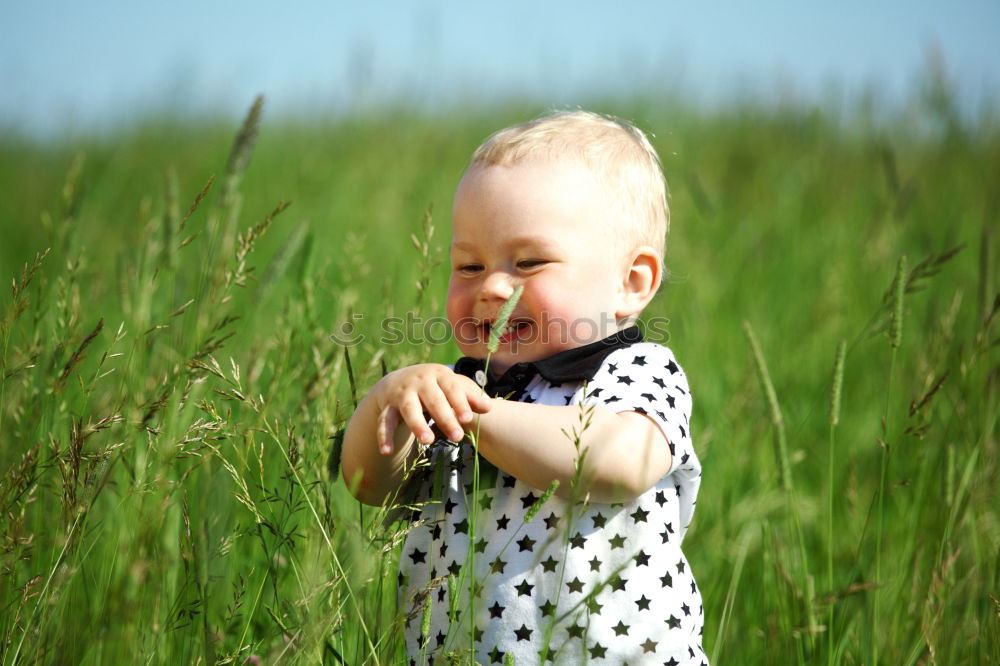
[0, 91, 997, 664]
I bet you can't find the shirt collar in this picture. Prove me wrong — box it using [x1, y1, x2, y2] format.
[453, 326, 643, 398]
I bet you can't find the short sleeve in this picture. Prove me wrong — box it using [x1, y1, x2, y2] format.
[581, 343, 698, 482]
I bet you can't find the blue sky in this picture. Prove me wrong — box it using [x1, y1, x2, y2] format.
[2, 1, 998, 135]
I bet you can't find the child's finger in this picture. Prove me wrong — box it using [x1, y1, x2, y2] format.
[397, 394, 436, 446]
[440, 379, 475, 425]
[466, 390, 493, 414]
[441, 379, 488, 423]
[420, 385, 465, 443]
[442, 374, 492, 417]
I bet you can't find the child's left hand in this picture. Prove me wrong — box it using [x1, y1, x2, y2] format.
[369, 363, 492, 454]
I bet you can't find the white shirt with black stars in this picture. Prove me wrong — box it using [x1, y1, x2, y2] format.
[398, 338, 706, 665]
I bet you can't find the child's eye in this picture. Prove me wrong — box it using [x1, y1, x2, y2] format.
[516, 259, 547, 270]
[456, 264, 483, 274]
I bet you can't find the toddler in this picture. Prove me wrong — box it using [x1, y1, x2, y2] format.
[342, 110, 706, 665]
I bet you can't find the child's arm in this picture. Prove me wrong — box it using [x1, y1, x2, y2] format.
[342, 365, 672, 505]
[473, 400, 672, 503]
[341, 364, 492, 506]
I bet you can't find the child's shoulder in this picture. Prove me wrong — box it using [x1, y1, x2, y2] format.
[585, 340, 693, 417]
[596, 341, 687, 379]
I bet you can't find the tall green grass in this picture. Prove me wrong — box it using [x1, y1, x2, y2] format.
[0, 91, 997, 664]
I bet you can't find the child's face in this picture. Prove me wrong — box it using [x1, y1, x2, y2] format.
[447, 157, 633, 374]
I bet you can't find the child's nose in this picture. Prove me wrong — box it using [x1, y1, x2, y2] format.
[479, 271, 516, 301]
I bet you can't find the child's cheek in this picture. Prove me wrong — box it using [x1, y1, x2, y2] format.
[446, 286, 477, 352]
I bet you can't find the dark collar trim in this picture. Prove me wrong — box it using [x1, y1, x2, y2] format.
[453, 326, 643, 398]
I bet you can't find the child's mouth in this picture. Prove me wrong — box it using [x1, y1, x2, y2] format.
[481, 319, 532, 345]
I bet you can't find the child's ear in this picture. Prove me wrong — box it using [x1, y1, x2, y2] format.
[616, 246, 662, 322]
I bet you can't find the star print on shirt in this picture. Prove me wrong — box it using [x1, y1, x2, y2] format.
[453, 518, 468, 534]
[566, 577, 585, 593]
[641, 637, 657, 653]
[665, 359, 679, 374]
[591, 512, 607, 528]
[610, 574, 627, 591]
[630, 507, 649, 523]
[489, 601, 504, 618]
[588, 555, 602, 571]
[514, 624, 533, 641]
[408, 548, 426, 564]
[661, 523, 674, 543]
[514, 579, 534, 596]
[569, 532, 586, 549]
[488, 646, 504, 664]
[633, 355, 646, 365]
[666, 615, 681, 629]
[617, 375, 634, 385]
[490, 557, 506, 574]
[543, 512, 560, 530]
[588, 642, 608, 658]
[516, 535, 536, 552]
[612, 620, 630, 636]
[635, 550, 651, 566]
[496, 514, 510, 530]
[520, 492, 538, 509]
[539, 599, 557, 617]
[541, 555, 558, 572]
[636, 595, 652, 611]
[608, 533, 626, 549]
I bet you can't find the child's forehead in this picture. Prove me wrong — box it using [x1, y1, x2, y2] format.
[454, 155, 611, 210]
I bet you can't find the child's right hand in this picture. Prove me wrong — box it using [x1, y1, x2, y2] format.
[371, 364, 492, 454]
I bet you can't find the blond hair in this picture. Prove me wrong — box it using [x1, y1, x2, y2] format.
[470, 110, 669, 258]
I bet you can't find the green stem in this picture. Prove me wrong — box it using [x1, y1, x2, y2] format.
[827, 423, 836, 666]
[874, 345, 897, 666]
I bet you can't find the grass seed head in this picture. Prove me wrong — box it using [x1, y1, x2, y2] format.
[487, 285, 524, 354]
[829, 339, 846, 426]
